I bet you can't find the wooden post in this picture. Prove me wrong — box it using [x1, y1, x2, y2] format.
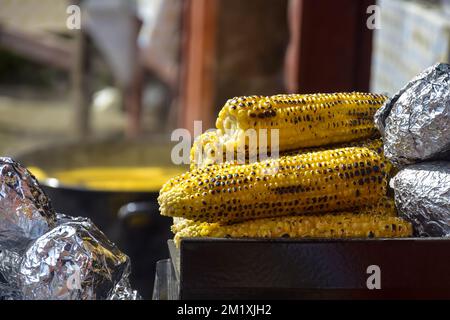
[285, 0, 374, 93]
[125, 17, 144, 139]
[72, 25, 90, 139]
[179, 0, 218, 135]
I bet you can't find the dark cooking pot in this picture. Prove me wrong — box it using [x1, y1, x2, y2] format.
[15, 138, 186, 299]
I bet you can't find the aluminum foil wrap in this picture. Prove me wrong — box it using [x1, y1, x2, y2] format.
[375, 63, 450, 166]
[0, 282, 22, 300]
[391, 161, 450, 237]
[108, 275, 141, 300]
[0, 159, 140, 300]
[18, 218, 138, 300]
[0, 249, 21, 288]
[0, 157, 56, 251]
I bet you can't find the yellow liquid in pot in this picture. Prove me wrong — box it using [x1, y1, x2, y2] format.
[27, 166, 184, 192]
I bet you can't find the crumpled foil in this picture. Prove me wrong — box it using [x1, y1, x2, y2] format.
[0, 249, 21, 288]
[0, 282, 22, 300]
[375, 63, 450, 166]
[391, 161, 450, 237]
[0, 157, 56, 251]
[0, 158, 140, 300]
[18, 218, 138, 300]
[108, 272, 141, 300]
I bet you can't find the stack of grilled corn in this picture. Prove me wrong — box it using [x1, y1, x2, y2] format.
[158, 93, 412, 246]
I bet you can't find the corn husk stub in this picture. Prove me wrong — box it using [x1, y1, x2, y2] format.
[375, 63, 450, 166]
[391, 161, 450, 237]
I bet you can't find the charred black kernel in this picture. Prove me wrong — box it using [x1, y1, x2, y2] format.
[358, 179, 364, 186]
[373, 165, 380, 172]
[355, 189, 361, 197]
[368, 231, 375, 238]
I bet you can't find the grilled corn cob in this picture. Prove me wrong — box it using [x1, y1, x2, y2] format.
[191, 129, 322, 169]
[171, 195, 397, 234]
[159, 140, 390, 223]
[190, 92, 386, 168]
[217, 92, 385, 151]
[191, 130, 387, 169]
[173, 214, 412, 246]
[217, 92, 386, 147]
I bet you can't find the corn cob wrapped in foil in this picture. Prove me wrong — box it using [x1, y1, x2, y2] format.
[375, 63, 450, 166]
[391, 161, 450, 237]
[0, 159, 140, 300]
[18, 216, 139, 300]
[0, 157, 56, 252]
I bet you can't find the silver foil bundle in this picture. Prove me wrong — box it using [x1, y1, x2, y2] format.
[0, 158, 139, 300]
[375, 63, 450, 166]
[391, 161, 450, 237]
[18, 218, 138, 300]
[0, 157, 56, 251]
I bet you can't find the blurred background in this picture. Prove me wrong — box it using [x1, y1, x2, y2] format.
[0, 0, 449, 299]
